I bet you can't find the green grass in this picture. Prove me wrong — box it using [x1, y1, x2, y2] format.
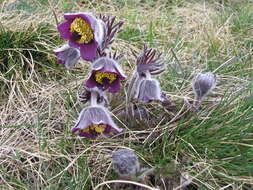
[0, 0, 253, 189]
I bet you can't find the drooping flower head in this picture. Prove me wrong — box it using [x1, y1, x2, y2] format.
[57, 12, 105, 61]
[54, 44, 80, 69]
[86, 57, 126, 93]
[192, 72, 216, 100]
[128, 45, 165, 100]
[136, 78, 164, 103]
[72, 105, 123, 138]
[112, 149, 140, 179]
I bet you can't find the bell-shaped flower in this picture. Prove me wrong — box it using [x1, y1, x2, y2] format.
[85, 57, 126, 93]
[192, 72, 216, 100]
[72, 105, 123, 138]
[112, 149, 140, 179]
[136, 78, 163, 103]
[54, 44, 80, 69]
[57, 12, 105, 61]
[128, 45, 165, 100]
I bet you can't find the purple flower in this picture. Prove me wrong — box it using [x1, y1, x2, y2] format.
[57, 12, 105, 61]
[72, 105, 123, 138]
[136, 78, 163, 103]
[86, 57, 126, 93]
[54, 44, 80, 69]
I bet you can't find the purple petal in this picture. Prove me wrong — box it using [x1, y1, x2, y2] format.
[57, 59, 64, 65]
[86, 74, 99, 88]
[80, 42, 98, 61]
[137, 79, 162, 103]
[55, 52, 64, 65]
[104, 125, 111, 134]
[108, 79, 121, 93]
[64, 13, 104, 46]
[91, 57, 125, 79]
[92, 59, 105, 71]
[69, 40, 80, 48]
[91, 18, 105, 46]
[73, 106, 123, 138]
[71, 127, 79, 134]
[79, 131, 97, 138]
[54, 45, 80, 68]
[111, 126, 123, 134]
[64, 13, 92, 25]
[112, 61, 126, 79]
[57, 21, 71, 40]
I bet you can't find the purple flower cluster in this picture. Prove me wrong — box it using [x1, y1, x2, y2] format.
[130, 45, 170, 104]
[55, 12, 125, 138]
[53, 11, 219, 187]
[54, 12, 216, 142]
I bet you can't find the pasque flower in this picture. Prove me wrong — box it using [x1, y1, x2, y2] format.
[128, 45, 165, 100]
[86, 57, 126, 93]
[72, 105, 123, 138]
[112, 149, 140, 179]
[72, 90, 122, 138]
[57, 12, 105, 61]
[136, 77, 164, 103]
[54, 44, 80, 69]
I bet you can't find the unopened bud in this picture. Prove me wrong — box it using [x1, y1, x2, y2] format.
[192, 72, 216, 99]
[112, 149, 140, 179]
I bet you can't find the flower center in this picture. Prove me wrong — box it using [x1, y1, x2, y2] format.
[94, 72, 117, 85]
[81, 124, 107, 133]
[70, 17, 94, 44]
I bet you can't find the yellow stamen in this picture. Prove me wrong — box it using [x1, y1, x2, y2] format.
[81, 124, 107, 133]
[70, 17, 94, 44]
[94, 124, 107, 133]
[95, 71, 117, 84]
[81, 127, 90, 132]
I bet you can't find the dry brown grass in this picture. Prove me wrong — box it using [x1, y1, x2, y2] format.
[1, 0, 253, 189]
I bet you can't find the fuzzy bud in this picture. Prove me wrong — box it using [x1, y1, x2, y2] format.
[192, 72, 216, 99]
[54, 44, 80, 69]
[112, 149, 140, 179]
